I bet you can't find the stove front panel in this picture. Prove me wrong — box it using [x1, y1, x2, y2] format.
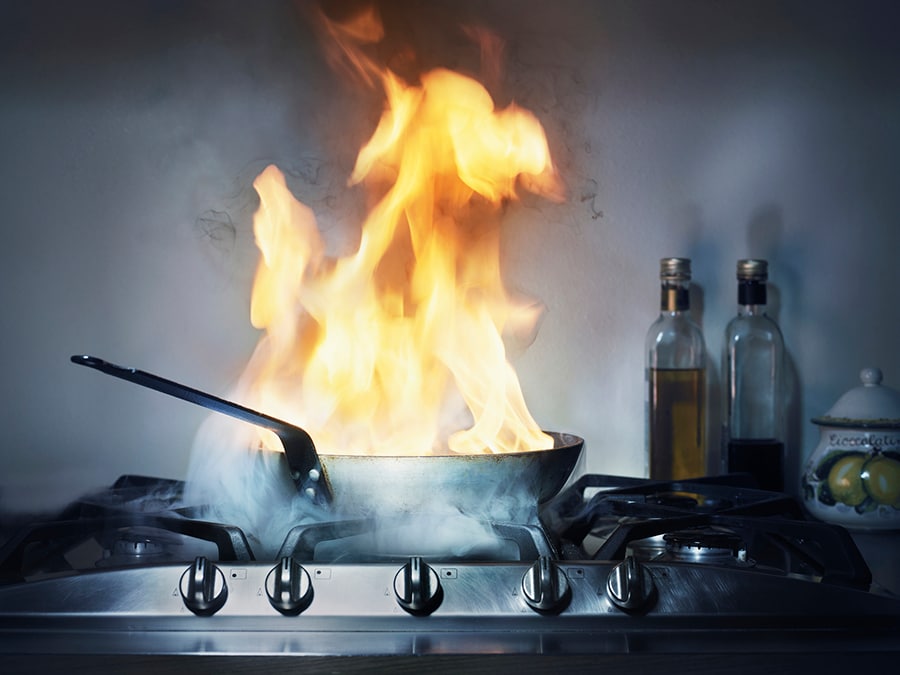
[1, 559, 899, 657]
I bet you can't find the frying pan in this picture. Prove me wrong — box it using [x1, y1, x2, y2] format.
[71, 355, 583, 515]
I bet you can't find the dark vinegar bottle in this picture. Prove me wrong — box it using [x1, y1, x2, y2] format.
[723, 259, 785, 491]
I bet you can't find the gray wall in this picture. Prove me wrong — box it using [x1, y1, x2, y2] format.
[1, 0, 898, 511]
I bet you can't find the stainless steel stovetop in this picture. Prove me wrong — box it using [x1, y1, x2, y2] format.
[1, 474, 898, 672]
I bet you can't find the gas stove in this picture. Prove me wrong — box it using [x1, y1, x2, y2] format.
[1, 473, 898, 672]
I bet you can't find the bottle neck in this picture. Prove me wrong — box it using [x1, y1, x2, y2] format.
[660, 281, 690, 313]
[738, 304, 767, 317]
[738, 280, 767, 306]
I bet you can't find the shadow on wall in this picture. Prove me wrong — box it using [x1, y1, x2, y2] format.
[674, 203, 804, 491]
[744, 204, 804, 493]
[679, 205, 722, 473]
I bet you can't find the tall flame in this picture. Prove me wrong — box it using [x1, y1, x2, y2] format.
[241, 9, 562, 457]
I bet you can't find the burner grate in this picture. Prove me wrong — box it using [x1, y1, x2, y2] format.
[0, 476, 255, 582]
[277, 518, 555, 563]
[540, 474, 872, 589]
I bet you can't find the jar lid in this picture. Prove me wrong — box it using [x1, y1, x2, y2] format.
[812, 367, 900, 428]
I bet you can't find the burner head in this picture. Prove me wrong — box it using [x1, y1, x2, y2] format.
[97, 526, 184, 568]
[663, 527, 748, 565]
[625, 533, 668, 561]
[113, 537, 164, 559]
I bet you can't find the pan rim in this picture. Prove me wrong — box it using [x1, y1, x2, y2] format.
[314, 431, 584, 459]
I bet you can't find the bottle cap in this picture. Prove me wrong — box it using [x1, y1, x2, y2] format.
[737, 259, 768, 281]
[660, 257, 691, 281]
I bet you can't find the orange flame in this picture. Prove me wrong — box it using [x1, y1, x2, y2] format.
[241, 9, 562, 456]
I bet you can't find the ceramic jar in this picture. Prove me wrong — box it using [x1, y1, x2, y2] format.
[801, 367, 900, 531]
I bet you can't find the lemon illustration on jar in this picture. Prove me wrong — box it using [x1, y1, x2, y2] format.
[862, 455, 900, 507]
[826, 454, 868, 507]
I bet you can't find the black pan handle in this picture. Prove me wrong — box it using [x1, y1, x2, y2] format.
[70, 355, 332, 506]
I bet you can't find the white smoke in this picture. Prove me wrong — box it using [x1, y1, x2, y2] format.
[183, 407, 563, 559]
[183, 414, 326, 557]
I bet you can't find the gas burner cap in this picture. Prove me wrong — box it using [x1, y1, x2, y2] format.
[626, 534, 668, 561]
[662, 527, 748, 564]
[98, 527, 184, 567]
[112, 536, 166, 558]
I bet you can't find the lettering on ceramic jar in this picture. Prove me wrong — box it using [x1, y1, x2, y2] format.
[827, 433, 900, 449]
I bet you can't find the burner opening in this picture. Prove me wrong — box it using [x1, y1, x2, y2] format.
[95, 526, 196, 568]
[625, 533, 668, 561]
[663, 527, 748, 564]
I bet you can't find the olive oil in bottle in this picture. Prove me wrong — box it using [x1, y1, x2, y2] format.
[649, 367, 706, 479]
[645, 258, 707, 480]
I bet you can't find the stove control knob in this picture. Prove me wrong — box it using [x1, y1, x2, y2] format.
[606, 555, 656, 612]
[394, 556, 443, 615]
[179, 556, 228, 616]
[265, 556, 314, 615]
[521, 556, 571, 614]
